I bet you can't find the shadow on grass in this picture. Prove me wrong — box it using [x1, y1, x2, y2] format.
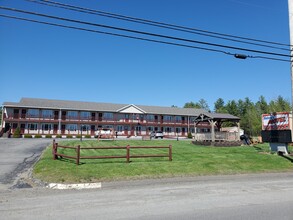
[278, 153, 293, 163]
[55, 156, 169, 166]
[56, 156, 129, 165]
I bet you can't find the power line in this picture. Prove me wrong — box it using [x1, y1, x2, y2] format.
[0, 14, 233, 55]
[0, 6, 291, 59]
[27, 0, 291, 50]
[0, 13, 289, 62]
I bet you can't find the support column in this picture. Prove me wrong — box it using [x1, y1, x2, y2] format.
[288, 0, 293, 139]
[236, 122, 241, 141]
[209, 120, 216, 143]
[58, 109, 62, 134]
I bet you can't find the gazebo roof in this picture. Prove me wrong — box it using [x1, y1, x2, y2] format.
[193, 112, 240, 123]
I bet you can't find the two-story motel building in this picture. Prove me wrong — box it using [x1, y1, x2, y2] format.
[1, 98, 240, 139]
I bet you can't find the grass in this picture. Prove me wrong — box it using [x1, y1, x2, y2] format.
[33, 140, 293, 183]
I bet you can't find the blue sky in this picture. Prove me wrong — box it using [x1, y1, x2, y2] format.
[0, 0, 291, 111]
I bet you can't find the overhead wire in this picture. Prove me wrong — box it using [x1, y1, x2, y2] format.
[0, 6, 291, 60]
[0, 14, 235, 56]
[27, 0, 291, 51]
[0, 13, 289, 63]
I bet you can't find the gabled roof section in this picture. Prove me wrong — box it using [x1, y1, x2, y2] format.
[194, 112, 240, 122]
[117, 104, 146, 114]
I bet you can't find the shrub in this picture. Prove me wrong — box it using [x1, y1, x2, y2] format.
[34, 134, 42, 138]
[66, 134, 73, 138]
[45, 134, 52, 138]
[76, 134, 82, 138]
[187, 132, 193, 139]
[56, 134, 62, 138]
[13, 127, 21, 138]
[24, 134, 33, 138]
[85, 134, 91, 138]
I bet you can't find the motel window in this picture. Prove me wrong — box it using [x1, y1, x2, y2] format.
[175, 116, 181, 122]
[164, 127, 172, 133]
[81, 125, 90, 131]
[41, 123, 52, 131]
[190, 117, 196, 123]
[117, 125, 123, 132]
[66, 124, 78, 131]
[27, 109, 39, 117]
[67, 111, 78, 119]
[28, 123, 38, 130]
[175, 127, 181, 133]
[148, 127, 154, 131]
[104, 113, 113, 119]
[163, 115, 173, 121]
[116, 114, 124, 120]
[41, 110, 53, 118]
[146, 115, 154, 121]
[80, 111, 90, 119]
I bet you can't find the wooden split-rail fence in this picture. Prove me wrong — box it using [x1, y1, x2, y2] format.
[52, 140, 172, 165]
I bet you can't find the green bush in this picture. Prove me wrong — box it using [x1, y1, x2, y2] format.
[24, 134, 33, 138]
[85, 134, 91, 138]
[76, 134, 82, 138]
[66, 134, 73, 139]
[56, 134, 62, 138]
[13, 127, 21, 138]
[45, 134, 52, 138]
[187, 132, 193, 139]
[34, 134, 42, 138]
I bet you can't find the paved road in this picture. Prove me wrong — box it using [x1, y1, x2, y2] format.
[1, 139, 293, 219]
[0, 138, 51, 189]
[1, 173, 293, 219]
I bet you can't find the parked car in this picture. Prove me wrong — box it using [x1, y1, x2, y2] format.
[150, 131, 164, 139]
[95, 128, 113, 138]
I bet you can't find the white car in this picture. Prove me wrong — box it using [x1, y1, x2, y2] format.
[151, 131, 164, 139]
[95, 128, 112, 138]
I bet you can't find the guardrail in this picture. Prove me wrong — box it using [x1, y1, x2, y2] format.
[52, 140, 172, 165]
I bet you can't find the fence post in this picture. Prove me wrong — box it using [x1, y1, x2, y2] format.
[169, 145, 172, 161]
[52, 140, 58, 160]
[126, 145, 130, 163]
[55, 143, 58, 160]
[76, 145, 80, 165]
[52, 139, 56, 160]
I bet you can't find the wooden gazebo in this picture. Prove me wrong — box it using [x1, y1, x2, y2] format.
[193, 112, 241, 144]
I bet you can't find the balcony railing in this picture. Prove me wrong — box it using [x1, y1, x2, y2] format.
[5, 114, 193, 126]
[194, 132, 239, 141]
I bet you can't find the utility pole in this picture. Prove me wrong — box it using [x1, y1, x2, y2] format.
[288, 0, 293, 133]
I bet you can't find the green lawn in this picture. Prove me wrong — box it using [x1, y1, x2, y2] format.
[33, 140, 293, 183]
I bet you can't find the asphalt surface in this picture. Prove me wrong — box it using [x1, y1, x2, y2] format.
[0, 138, 51, 189]
[1, 138, 293, 219]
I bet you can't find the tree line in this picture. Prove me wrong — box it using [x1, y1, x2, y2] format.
[183, 95, 292, 137]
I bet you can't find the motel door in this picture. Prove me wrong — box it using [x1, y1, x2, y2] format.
[124, 126, 129, 136]
[53, 124, 58, 134]
[61, 125, 66, 134]
[182, 128, 185, 136]
[54, 111, 59, 120]
[13, 109, 19, 119]
[131, 126, 135, 136]
[136, 126, 141, 135]
[90, 125, 95, 135]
